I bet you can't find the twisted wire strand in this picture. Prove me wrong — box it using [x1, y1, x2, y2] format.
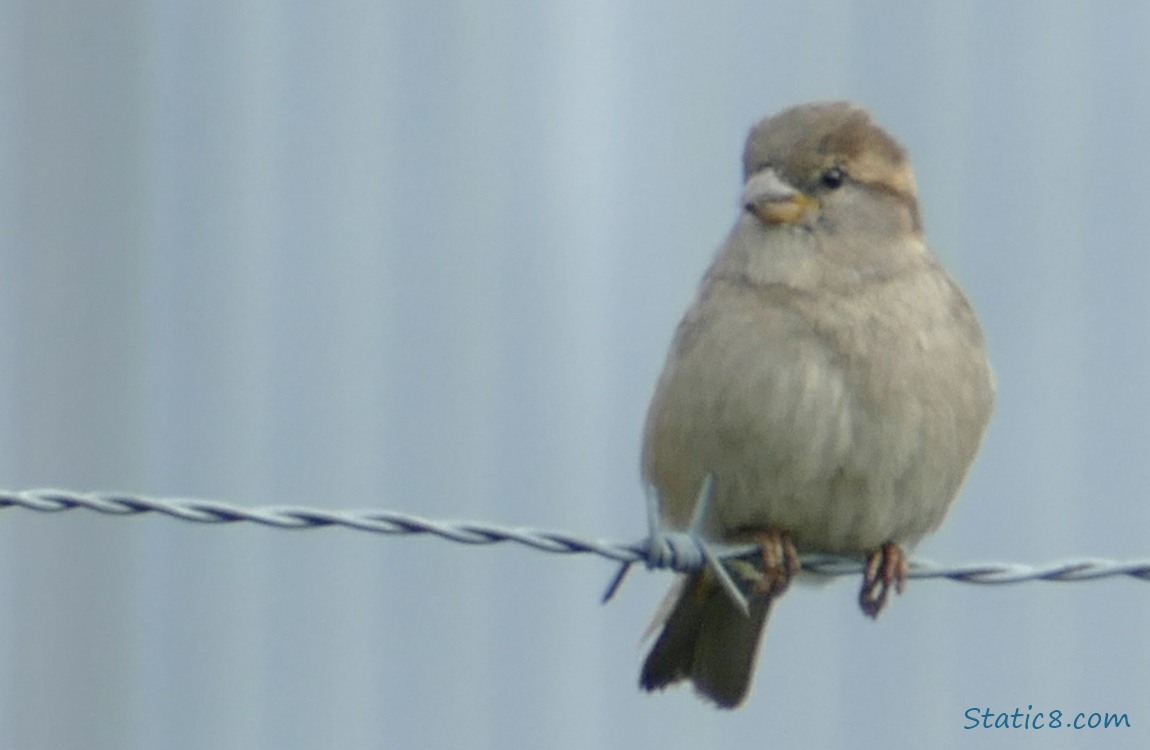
[2, 488, 1148, 584]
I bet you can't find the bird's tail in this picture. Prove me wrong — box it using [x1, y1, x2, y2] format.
[639, 569, 773, 709]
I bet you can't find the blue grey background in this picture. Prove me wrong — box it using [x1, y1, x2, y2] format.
[2, 2, 1149, 748]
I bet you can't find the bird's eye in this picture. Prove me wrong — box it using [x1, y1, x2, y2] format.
[821, 166, 846, 190]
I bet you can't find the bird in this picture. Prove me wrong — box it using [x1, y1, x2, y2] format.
[637, 101, 995, 708]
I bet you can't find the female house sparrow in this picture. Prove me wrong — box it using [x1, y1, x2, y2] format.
[639, 101, 995, 708]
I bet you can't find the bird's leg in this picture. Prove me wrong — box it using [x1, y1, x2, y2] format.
[752, 527, 800, 597]
[859, 542, 909, 619]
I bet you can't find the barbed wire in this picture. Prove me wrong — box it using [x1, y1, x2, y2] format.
[3, 488, 1149, 588]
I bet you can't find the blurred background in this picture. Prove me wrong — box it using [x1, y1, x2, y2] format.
[2, 1, 1149, 748]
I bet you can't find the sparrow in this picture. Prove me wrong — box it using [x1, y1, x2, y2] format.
[638, 101, 995, 708]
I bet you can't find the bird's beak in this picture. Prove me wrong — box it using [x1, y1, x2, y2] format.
[742, 168, 819, 226]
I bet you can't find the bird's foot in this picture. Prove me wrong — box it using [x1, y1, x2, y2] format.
[859, 541, 908, 619]
[746, 527, 800, 597]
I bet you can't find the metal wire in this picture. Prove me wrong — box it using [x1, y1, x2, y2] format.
[2, 488, 1149, 585]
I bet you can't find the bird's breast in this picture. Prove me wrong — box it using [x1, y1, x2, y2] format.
[642, 268, 992, 553]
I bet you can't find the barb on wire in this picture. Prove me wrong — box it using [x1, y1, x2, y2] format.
[2, 488, 1149, 590]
